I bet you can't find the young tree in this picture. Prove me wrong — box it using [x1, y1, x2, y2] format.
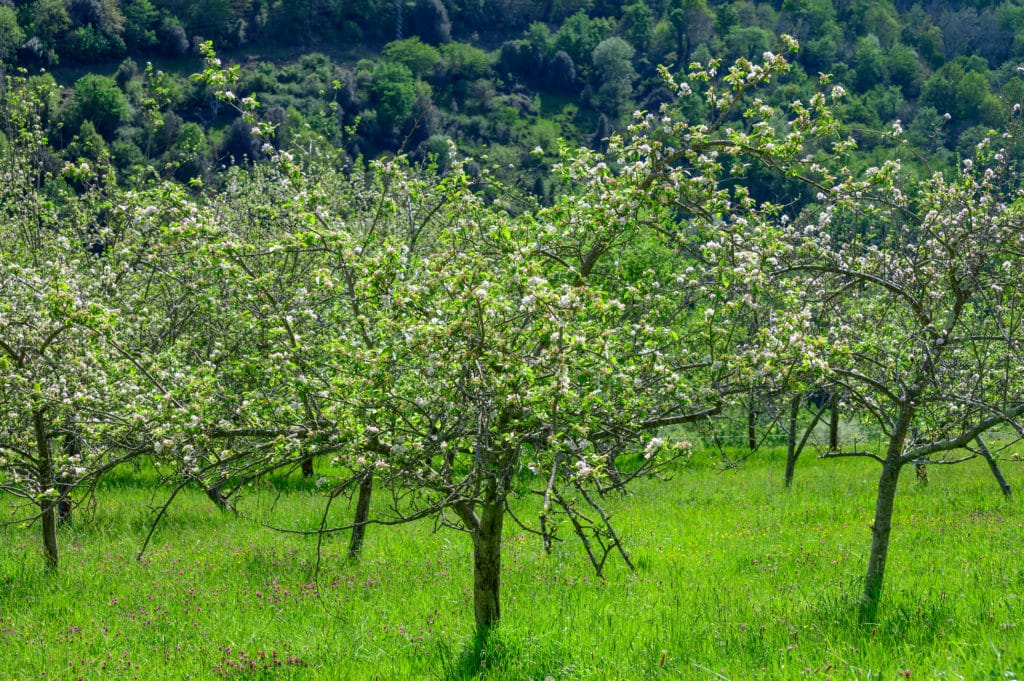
[732, 140, 1024, 620]
[0, 73, 152, 568]
[279, 38, 845, 635]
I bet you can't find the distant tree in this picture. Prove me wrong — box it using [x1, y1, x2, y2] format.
[554, 10, 614, 76]
[779, 0, 836, 42]
[546, 50, 577, 92]
[852, 36, 884, 93]
[368, 60, 417, 135]
[383, 37, 441, 78]
[920, 61, 998, 128]
[591, 36, 636, 119]
[439, 41, 493, 82]
[122, 0, 159, 50]
[885, 42, 921, 96]
[0, 6, 25, 63]
[622, 1, 653, 53]
[905, 105, 948, 155]
[26, 0, 71, 52]
[523, 21, 554, 64]
[219, 116, 263, 162]
[155, 17, 189, 57]
[857, 2, 899, 49]
[446, 0, 487, 31]
[497, 40, 528, 82]
[724, 25, 772, 62]
[66, 118, 109, 163]
[800, 34, 839, 73]
[668, 0, 714, 63]
[71, 74, 131, 138]
[409, 0, 450, 45]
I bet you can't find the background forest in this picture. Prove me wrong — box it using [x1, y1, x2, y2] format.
[2, 0, 1024, 194]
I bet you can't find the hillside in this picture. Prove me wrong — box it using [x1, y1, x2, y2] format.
[2, 0, 1022, 193]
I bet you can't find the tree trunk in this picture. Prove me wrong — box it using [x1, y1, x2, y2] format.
[456, 502, 504, 634]
[783, 393, 802, 488]
[829, 393, 840, 450]
[34, 410, 58, 569]
[348, 471, 374, 558]
[301, 454, 314, 478]
[861, 459, 902, 621]
[976, 437, 1012, 499]
[860, 403, 913, 622]
[59, 418, 78, 524]
[747, 405, 757, 452]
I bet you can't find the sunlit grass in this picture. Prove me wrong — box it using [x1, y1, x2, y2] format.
[1, 452, 1022, 679]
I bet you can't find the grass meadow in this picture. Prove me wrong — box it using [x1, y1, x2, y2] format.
[2, 450, 1023, 680]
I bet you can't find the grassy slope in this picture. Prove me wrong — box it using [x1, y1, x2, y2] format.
[1, 452, 1022, 680]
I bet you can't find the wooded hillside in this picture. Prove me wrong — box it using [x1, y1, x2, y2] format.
[2, 0, 1022, 193]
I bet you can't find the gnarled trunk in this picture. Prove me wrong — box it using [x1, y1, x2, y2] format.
[471, 503, 504, 632]
[301, 454, 314, 478]
[457, 501, 504, 633]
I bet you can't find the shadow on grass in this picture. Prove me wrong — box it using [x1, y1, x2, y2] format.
[436, 626, 565, 681]
[443, 627, 552, 680]
[437, 628, 492, 680]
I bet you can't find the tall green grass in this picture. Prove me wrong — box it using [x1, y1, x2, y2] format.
[1, 453, 1022, 679]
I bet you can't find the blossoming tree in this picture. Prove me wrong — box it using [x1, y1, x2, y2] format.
[0, 72, 155, 568]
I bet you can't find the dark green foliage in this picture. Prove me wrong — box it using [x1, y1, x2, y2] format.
[155, 16, 188, 56]
[554, 10, 614, 76]
[0, 0, 1014, 193]
[409, 0, 451, 45]
[0, 6, 25, 63]
[71, 74, 131, 138]
[368, 60, 417, 134]
[383, 38, 441, 78]
[66, 119, 109, 163]
[590, 36, 635, 119]
[122, 0, 159, 50]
